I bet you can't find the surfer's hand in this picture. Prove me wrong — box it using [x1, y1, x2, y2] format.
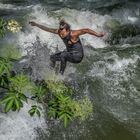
[99, 32, 106, 37]
[29, 21, 37, 26]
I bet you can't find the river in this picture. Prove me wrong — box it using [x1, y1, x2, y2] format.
[0, 0, 140, 140]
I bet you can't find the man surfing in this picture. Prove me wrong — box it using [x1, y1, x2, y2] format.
[29, 20, 105, 75]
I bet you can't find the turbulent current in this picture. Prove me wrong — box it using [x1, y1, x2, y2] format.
[0, 0, 140, 140]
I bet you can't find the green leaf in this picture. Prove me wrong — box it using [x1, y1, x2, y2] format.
[0, 74, 9, 86]
[31, 105, 37, 109]
[19, 93, 27, 103]
[36, 109, 41, 117]
[19, 99, 23, 108]
[0, 64, 5, 76]
[11, 104, 17, 111]
[64, 115, 68, 128]
[10, 74, 30, 92]
[0, 58, 12, 76]
[4, 98, 14, 113]
[14, 98, 20, 111]
[58, 111, 65, 117]
[28, 105, 42, 117]
[0, 18, 7, 38]
[28, 108, 35, 116]
[0, 95, 13, 105]
[58, 111, 72, 127]
[31, 85, 47, 100]
[48, 108, 57, 118]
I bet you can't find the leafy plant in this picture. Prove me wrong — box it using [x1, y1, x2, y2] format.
[0, 73, 9, 87]
[0, 57, 12, 76]
[0, 57, 29, 113]
[46, 80, 73, 95]
[0, 18, 7, 37]
[48, 93, 74, 127]
[47, 81, 93, 127]
[0, 92, 27, 112]
[0, 49, 93, 127]
[28, 105, 42, 117]
[31, 85, 47, 101]
[10, 74, 30, 92]
[0, 20, 44, 118]
[72, 96, 93, 121]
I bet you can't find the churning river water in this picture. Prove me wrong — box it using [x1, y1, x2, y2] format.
[0, 0, 140, 140]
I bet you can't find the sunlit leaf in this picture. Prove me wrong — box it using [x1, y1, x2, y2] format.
[19, 93, 27, 103]
[0, 95, 13, 105]
[64, 115, 68, 128]
[4, 98, 14, 113]
[10, 74, 30, 92]
[14, 98, 20, 111]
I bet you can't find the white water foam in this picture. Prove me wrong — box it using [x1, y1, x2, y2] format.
[0, 102, 47, 140]
[0, 3, 32, 10]
[89, 53, 139, 77]
[16, 4, 110, 79]
[89, 52, 140, 123]
[17, 5, 109, 56]
[106, 55, 139, 71]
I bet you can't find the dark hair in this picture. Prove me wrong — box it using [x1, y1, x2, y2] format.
[59, 20, 70, 31]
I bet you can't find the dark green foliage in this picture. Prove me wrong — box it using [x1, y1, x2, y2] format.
[47, 81, 93, 127]
[0, 52, 30, 113]
[0, 73, 9, 87]
[0, 18, 7, 37]
[0, 53, 44, 117]
[0, 57, 12, 76]
[28, 105, 42, 117]
[0, 92, 27, 112]
[47, 81, 74, 127]
[48, 92, 74, 127]
[31, 85, 47, 101]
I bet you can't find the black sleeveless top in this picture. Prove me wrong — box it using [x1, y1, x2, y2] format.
[59, 30, 84, 54]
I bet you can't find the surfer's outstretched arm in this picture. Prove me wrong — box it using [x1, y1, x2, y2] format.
[29, 21, 58, 34]
[73, 28, 105, 37]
